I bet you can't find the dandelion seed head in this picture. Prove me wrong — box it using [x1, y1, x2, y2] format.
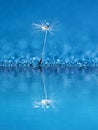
[32, 21, 54, 34]
[41, 22, 50, 31]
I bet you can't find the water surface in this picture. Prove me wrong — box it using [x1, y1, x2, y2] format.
[0, 67, 98, 130]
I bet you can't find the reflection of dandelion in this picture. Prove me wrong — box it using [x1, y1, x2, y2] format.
[33, 69, 54, 111]
[32, 21, 55, 65]
[34, 99, 54, 110]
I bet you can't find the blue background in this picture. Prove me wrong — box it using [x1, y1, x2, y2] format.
[0, 0, 98, 60]
[0, 1, 98, 129]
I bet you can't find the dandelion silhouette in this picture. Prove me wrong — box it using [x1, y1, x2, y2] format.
[32, 21, 54, 65]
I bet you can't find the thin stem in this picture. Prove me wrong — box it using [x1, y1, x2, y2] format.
[42, 71, 48, 99]
[41, 30, 48, 57]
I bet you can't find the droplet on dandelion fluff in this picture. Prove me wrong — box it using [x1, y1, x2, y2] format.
[32, 21, 53, 33]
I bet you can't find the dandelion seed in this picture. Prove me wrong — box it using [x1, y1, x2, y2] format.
[32, 21, 54, 65]
[32, 22, 53, 33]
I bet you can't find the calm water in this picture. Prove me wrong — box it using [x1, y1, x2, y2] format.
[0, 67, 98, 130]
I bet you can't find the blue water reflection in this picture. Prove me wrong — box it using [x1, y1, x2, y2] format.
[0, 67, 98, 130]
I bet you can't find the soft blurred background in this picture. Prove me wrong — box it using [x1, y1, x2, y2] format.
[0, 0, 98, 62]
